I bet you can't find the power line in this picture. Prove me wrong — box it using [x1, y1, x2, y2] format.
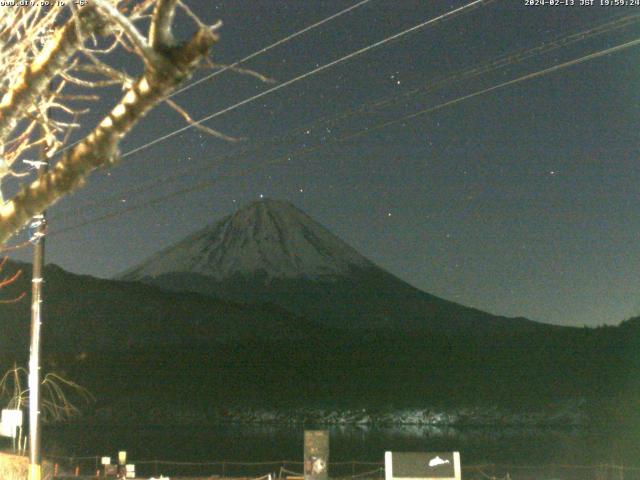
[120, 0, 496, 159]
[356, 11, 640, 118]
[52, 0, 376, 158]
[169, 0, 376, 99]
[340, 35, 640, 143]
[47, 37, 640, 239]
[49, 11, 639, 221]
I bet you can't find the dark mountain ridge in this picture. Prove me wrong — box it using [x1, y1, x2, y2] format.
[0, 260, 321, 357]
[0, 260, 634, 422]
[0, 199, 635, 421]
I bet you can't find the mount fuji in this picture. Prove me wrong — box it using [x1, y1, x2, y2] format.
[120, 199, 545, 333]
[122, 198, 374, 281]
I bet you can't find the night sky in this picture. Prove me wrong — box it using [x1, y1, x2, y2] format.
[8, 0, 640, 327]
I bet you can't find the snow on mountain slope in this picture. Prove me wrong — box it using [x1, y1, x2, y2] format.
[120, 198, 551, 332]
[121, 199, 374, 281]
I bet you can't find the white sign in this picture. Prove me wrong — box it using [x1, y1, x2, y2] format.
[0, 410, 22, 438]
[0, 422, 14, 438]
[2, 409, 22, 427]
[101, 457, 111, 465]
[126, 464, 136, 478]
[384, 452, 461, 480]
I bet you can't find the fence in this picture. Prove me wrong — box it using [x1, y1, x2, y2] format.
[46, 456, 640, 480]
[46, 458, 383, 479]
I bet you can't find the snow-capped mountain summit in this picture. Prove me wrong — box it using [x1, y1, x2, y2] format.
[121, 199, 373, 281]
[122, 199, 545, 332]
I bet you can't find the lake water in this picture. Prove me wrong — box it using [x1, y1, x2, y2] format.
[39, 424, 639, 478]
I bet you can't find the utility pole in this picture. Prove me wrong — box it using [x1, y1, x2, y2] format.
[28, 211, 45, 480]
[28, 92, 51, 480]
[28, 156, 47, 480]
[28, 187, 46, 480]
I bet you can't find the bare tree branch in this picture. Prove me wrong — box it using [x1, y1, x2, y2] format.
[0, 365, 93, 422]
[0, 2, 230, 245]
[0, 6, 104, 146]
[150, 0, 179, 48]
[165, 98, 239, 142]
[92, 0, 155, 62]
[0, 23, 218, 244]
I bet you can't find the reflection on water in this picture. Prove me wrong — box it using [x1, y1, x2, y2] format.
[39, 423, 638, 468]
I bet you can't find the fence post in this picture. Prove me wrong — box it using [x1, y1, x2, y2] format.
[222, 460, 226, 478]
[352, 460, 355, 478]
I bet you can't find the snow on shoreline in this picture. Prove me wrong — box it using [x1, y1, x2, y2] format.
[90, 401, 587, 427]
[209, 404, 586, 427]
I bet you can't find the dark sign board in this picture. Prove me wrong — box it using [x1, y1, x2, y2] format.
[304, 430, 329, 480]
[385, 452, 461, 480]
